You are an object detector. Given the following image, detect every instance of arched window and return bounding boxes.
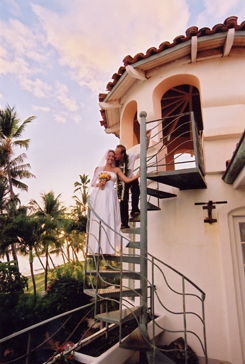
[160,84,203,171]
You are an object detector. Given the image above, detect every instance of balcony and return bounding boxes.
[146,112,207,190]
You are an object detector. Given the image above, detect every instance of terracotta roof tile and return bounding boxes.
[99,93,107,102]
[186,26,198,37]
[99,16,245,124]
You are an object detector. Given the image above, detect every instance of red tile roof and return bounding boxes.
[99,16,245,128]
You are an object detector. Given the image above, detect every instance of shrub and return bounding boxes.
[0,261,28,293]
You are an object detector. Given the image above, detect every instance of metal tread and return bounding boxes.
[105,255,140,264]
[146,348,177,364]
[121,227,141,234]
[84,287,142,298]
[147,187,177,199]
[85,270,141,279]
[126,241,140,248]
[120,324,152,351]
[147,169,207,190]
[95,306,142,324]
[147,202,161,211]
[86,254,140,264]
[129,214,141,222]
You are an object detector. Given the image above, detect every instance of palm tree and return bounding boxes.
[0,105,35,265]
[73,174,90,216]
[0,105,35,204]
[3,212,52,303]
[59,216,86,262]
[29,191,66,290]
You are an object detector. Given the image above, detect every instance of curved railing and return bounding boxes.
[85,195,208,363]
[0,300,110,364]
[145,111,205,176]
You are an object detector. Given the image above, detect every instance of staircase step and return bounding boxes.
[84,287,142,299]
[147,202,161,211]
[104,255,140,264]
[86,270,141,279]
[146,348,176,364]
[121,227,141,234]
[95,306,142,324]
[86,254,140,264]
[147,188,177,199]
[126,241,140,249]
[147,169,207,190]
[120,324,152,351]
[129,214,141,222]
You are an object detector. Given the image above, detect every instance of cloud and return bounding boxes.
[0,18,47,63]
[18,76,52,98]
[54,113,67,124]
[53,111,82,124]
[1,0,21,17]
[0,16,53,97]
[55,82,79,112]
[32,0,190,93]
[32,105,50,112]
[196,0,244,27]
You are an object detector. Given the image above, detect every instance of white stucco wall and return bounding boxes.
[119,54,245,363]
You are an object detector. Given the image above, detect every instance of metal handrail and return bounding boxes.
[145,113,204,175]
[85,192,208,362]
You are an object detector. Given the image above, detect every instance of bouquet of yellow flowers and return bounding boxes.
[98,172,111,189]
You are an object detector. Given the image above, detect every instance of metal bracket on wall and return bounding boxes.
[194,200,227,224]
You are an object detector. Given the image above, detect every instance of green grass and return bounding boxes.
[26,272,45,295]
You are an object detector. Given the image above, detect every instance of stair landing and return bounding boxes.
[147,168,206,190]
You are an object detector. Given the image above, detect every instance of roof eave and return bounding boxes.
[222,130,245,184]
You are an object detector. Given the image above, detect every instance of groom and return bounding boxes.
[114,131,151,229]
[114,145,140,229]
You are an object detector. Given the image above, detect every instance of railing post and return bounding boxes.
[191,111,205,175]
[202,294,208,364]
[140,111,148,326]
[182,277,187,364]
[25,331,32,364]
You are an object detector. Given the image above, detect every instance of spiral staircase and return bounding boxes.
[83,112,208,364]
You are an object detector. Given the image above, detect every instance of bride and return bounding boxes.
[87,149,140,255]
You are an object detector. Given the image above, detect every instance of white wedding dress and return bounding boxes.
[88,169,128,255]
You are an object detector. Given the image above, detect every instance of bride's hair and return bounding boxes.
[108,149,115,155]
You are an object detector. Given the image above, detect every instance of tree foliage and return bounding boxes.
[0,260,28,293]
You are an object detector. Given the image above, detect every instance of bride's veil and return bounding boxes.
[90,149,115,188]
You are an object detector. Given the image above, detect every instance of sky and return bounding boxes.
[0,0,245,210]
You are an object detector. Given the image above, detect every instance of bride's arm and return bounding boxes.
[115,167,140,183]
[91,167,105,188]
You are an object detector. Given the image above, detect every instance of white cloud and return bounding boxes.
[54,113,67,124]
[0,16,52,97]
[55,82,79,112]
[196,0,243,27]
[32,105,50,112]
[53,110,82,124]
[2,0,21,17]
[18,76,52,98]
[73,114,82,124]
[32,0,190,93]
[0,18,47,63]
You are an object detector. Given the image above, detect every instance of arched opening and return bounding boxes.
[174,152,195,170]
[160,84,203,171]
[149,77,206,189]
[120,101,139,149]
[133,112,140,145]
